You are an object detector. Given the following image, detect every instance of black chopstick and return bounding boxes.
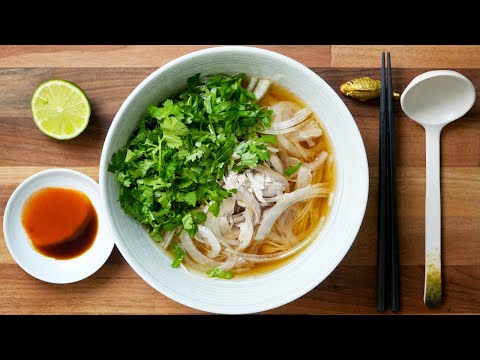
[386,53,400,312]
[377,52,388,312]
[377,52,400,312]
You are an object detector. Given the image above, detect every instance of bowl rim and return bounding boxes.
[99,45,369,314]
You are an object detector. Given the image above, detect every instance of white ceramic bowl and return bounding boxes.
[3,168,114,284]
[99,46,369,314]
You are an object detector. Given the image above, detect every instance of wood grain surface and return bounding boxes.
[0,45,479,314]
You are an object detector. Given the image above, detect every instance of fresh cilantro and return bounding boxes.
[108,73,272,238]
[182,213,195,235]
[207,267,233,279]
[170,242,185,268]
[160,117,189,149]
[240,152,258,169]
[258,135,277,144]
[208,201,221,217]
[284,162,303,176]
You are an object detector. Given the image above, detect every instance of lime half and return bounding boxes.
[31,80,91,140]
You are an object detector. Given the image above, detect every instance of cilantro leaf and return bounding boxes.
[186,149,204,162]
[209,201,221,217]
[240,152,258,169]
[161,117,189,149]
[207,267,233,279]
[170,242,185,268]
[258,135,277,144]
[182,191,197,207]
[182,213,196,236]
[125,149,136,163]
[284,162,303,176]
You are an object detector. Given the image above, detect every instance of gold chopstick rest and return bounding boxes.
[340,77,400,102]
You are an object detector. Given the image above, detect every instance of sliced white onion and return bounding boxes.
[236,208,254,251]
[247,76,258,91]
[277,134,308,159]
[197,225,222,258]
[162,229,176,249]
[179,230,222,267]
[182,255,210,272]
[226,237,313,263]
[218,216,232,235]
[253,79,271,101]
[287,121,323,143]
[304,151,328,172]
[295,166,313,190]
[218,255,238,272]
[284,156,302,168]
[269,101,302,123]
[260,109,312,134]
[255,184,330,240]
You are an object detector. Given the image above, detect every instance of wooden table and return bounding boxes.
[0,46,479,314]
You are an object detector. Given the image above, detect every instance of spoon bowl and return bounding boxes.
[400,70,476,307]
[401,70,476,127]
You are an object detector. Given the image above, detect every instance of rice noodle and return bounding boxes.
[255,184,330,240]
[267,232,290,246]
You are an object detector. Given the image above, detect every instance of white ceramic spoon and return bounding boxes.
[400,70,476,307]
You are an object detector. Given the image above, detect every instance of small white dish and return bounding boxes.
[3,168,114,284]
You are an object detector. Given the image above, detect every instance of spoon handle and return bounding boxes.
[424,126,442,307]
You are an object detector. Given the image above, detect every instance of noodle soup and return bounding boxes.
[109,74,335,279]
